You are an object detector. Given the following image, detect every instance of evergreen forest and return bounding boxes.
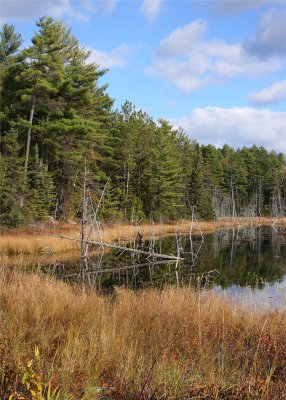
[1,17,286,227]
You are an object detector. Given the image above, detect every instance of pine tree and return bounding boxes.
[14,17,77,176]
[147,120,184,219]
[0,23,23,138]
[186,143,209,218]
[8,17,113,219]
[0,129,27,226]
[27,144,55,221]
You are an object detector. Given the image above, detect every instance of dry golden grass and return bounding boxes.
[0,222,79,257]
[97,216,285,243]
[0,234,80,256]
[1,266,286,399]
[1,217,284,261]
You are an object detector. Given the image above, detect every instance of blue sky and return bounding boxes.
[2,0,286,154]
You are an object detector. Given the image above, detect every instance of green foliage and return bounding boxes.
[0,23,22,63]
[26,145,55,221]
[0,129,27,226]
[147,120,185,219]
[99,181,123,222]
[0,18,285,226]
[8,346,62,400]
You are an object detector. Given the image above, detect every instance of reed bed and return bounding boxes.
[1,266,286,399]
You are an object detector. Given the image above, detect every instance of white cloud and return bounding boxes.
[157,19,207,57]
[246,8,286,58]
[213,0,286,14]
[171,107,286,154]
[250,79,286,105]
[0,0,117,22]
[140,0,163,22]
[95,0,117,16]
[87,44,132,68]
[146,20,283,93]
[0,0,85,22]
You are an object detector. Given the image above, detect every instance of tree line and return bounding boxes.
[1,17,285,227]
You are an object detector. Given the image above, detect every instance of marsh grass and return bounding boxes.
[1,265,286,399]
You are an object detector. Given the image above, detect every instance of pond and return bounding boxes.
[41,225,286,310]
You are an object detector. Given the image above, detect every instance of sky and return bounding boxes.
[1,0,286,154]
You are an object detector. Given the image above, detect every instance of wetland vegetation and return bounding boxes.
[1,220,286,399]
[1,264,286,400]
[1,16,286,400]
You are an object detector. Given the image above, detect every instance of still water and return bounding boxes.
[44,226,286,310]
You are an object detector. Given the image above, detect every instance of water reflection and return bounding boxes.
[40,226,286,297]
[198,226,286,289]
[213,275,286,311]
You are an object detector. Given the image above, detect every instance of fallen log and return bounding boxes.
[52,234,184,261]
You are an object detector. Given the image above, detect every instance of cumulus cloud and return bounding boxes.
[246,8,286,58]
[146,20,283,93]
[0,0,117,22]
[87,44,132,68]
[140,0,163,22]
[249,79,286,105]
[157,19,207,57]
[171,107,286,154]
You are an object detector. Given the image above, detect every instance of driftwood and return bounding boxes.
[53,234,184,261]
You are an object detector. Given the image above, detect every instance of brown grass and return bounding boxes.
[1,266,286,399]
[1,217,284,261]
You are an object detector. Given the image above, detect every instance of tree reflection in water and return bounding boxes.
[39,226,286,307]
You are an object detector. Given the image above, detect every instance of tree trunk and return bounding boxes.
[24,98,36,177]
[40,113,50,168]
[124,155,130,220]
[230,171,236,218]
[20,99,36,207]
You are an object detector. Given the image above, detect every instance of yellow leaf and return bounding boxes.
[21,372,28,383]
[35,346,40,358]
[30,389,37,398]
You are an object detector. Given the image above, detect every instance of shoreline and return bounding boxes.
[0,217,285,261]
